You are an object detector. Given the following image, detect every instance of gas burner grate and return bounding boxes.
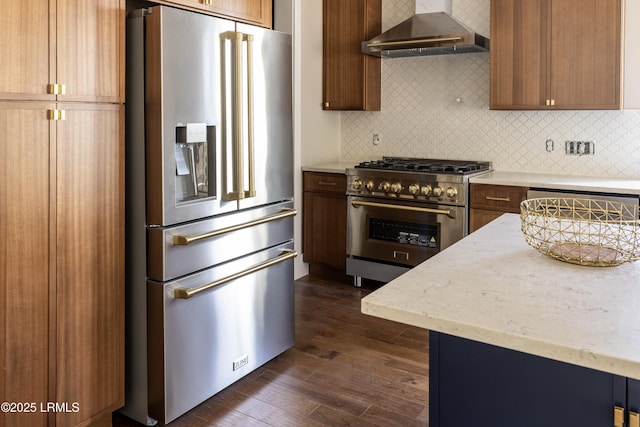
[355,158,491,175]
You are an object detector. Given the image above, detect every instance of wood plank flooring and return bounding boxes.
[113,275,429,426]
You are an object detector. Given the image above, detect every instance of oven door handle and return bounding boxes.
[351,200,456,218]
[173,249,298,299]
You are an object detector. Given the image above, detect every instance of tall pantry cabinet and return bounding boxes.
[0,1,125,427]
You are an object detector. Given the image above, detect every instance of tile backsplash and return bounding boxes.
[341,0,640,178]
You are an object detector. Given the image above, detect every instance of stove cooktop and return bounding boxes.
[354,157,491,175]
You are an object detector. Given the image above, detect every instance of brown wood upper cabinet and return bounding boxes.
[323,0,381,111]
[490,0,622,110]
[0,0,125,103]
[160,0,272,28]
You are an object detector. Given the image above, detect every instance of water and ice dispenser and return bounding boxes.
[175,123,215,203]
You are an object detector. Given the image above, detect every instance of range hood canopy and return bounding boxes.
[362,0,489,58]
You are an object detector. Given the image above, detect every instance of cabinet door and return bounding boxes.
[0,0,54,100]
[209,0,272,27]
[55,104,124,426]
[430,331,627,427]
[323,0,381,111]
[303,191,347,270]
[161,0,272,27]
[0,102,52,427]
[550,0,622,109]
[628,379,640,427]
[490,0,549,109]
[57,0,125,102]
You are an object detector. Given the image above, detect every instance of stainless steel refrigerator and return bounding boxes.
[123,6,295,425]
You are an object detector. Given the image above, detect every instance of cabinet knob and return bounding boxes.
[324,102,330,108]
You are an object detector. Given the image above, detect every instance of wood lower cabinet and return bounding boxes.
[470,184,528,232]
[0,102,52,427]
[303,172,349,280]
[430,331,635,427]
[55,104,124,426]
[323,0,381,111]
[0,103,124,427]
[490,0,622,110]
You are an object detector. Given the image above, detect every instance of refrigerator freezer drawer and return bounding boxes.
[147,241,295,425]
[148,200,295,281]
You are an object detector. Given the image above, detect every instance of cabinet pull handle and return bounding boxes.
[173,249,297,299]
[485,196,510,202]
[47,84,65,95]
[173,208,297,245]
[631,411,640,427]
[46,110,65,121]
[614,406,625,427]
[318,181,337,186]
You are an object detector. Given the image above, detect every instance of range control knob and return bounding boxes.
[432,186,444,197]
[408,184,420,195]
[420,185,432,196]
[390,182,402,193]
[446,187,458,199]
[364,181,374,191]
[379,181,390,192]
[351,179,362,190]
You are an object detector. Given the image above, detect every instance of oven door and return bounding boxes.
[347,196,466,268]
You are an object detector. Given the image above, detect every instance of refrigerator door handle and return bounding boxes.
[221,31,256,201]
[173,249,298,299]
[172,208,297,245]
[244,32,256,198]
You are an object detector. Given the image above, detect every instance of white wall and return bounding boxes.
[625,0,640,109]
[339,0,640,178]
[300,0,341,166]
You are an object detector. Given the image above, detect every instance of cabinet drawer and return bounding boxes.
[470,184,528,212]
[303,172,347,194]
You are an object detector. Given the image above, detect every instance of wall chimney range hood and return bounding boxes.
[362,0,489,58]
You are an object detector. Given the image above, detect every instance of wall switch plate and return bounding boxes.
[565,141,595,156]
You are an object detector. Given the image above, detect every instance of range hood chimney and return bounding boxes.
[362,0,489,58]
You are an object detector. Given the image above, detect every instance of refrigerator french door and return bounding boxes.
[123,6,295,425]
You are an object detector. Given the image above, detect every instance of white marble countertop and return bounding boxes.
[301,162,354,174]
[361,213,640,380]
[470,171,640,196]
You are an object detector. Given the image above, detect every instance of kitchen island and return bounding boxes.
[361,213,640,426]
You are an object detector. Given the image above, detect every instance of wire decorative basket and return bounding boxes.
[520,198,640,267]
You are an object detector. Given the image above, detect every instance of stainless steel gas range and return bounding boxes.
[346,157,491,286]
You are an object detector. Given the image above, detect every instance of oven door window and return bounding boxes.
[369,218,438,248]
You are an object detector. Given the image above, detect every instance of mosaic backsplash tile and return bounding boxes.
[341,0,640,178]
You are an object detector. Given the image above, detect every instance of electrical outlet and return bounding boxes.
[372,133,380,146]
[565,141,595,156]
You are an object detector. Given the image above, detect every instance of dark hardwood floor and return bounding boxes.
[113,275,429,426]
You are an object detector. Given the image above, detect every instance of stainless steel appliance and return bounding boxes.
[123,6,295,425]
[346,157,490,286]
